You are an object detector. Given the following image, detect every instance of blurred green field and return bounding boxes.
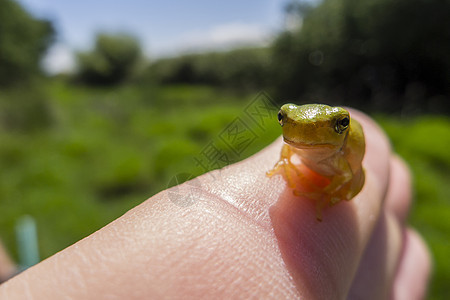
[0,82,281,257]
[0,83,449,298]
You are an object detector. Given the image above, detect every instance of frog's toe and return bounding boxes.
[329,196,342,205]
[343,190,357,201]
[293,190,303,197]
[265,169,276,177]
[266,163,282,177]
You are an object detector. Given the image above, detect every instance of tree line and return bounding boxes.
[0,0,449,114]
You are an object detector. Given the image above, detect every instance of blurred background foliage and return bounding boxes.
[143,47,271,90]
[0,0,449,298]
[76,33,143,86]
[271,0,450,114]
[0,0,54,87]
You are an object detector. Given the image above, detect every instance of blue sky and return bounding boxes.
[17,0,292,73]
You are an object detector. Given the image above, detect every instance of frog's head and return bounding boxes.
[277,103,350,149]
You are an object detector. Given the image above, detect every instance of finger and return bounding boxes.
[347,211,403,299]
[1,140,304,299]
[390,229,432,300]
[0,240,16,283]
[1,186,300,299]
[348,154,416,299]
[385,155,412,223]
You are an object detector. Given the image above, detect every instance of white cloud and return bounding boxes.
[41,43,76,75]
[43,23,274,71]
[151,22,274,57]
[194,22,271,45]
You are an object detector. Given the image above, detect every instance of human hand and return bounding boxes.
[0,240,17,284]
[0,110,431,299]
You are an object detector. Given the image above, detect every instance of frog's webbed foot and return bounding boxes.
[266,145,301,188]
[323,184,347,206]
[266,159,299,188]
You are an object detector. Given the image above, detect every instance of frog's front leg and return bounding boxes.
[266,144,301,188]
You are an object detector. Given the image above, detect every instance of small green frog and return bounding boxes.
[267,104,365,220]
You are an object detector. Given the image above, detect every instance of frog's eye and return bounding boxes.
[335,116,350,134]
[277,110,284,126]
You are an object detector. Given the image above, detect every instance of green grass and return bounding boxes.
[0,82,449,298]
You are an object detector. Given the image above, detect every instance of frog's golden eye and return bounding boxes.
[335,116,350,134]
[277,110,285,126]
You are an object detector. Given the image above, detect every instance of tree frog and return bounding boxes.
[267,104,365,220]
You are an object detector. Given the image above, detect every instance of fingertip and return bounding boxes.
[269,189,360,300]
[391,228,432,300]
[347,211,403,300]
[385,155,412,222]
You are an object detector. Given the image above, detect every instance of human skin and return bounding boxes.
[0,110,431,299]
[0,240,16,284]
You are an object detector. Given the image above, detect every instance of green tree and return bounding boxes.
[0,0,54,86]
[272,0,450,113]
[76,33,142,85]
[146,47,270,90]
